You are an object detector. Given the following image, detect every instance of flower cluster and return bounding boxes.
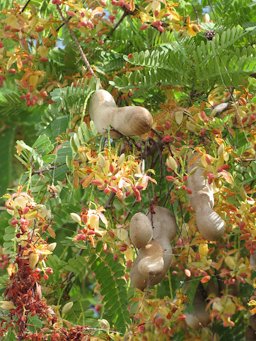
[1,190,56,339]
[26,325,94,340]
[74,149,156,201]
[0,190,104,341]
[71,206,108,247]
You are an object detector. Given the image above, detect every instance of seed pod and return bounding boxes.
[111,105,153,136]
[148,206,177,242]
[187,153,225,240]
[185,314,201,328]
[250,252,256,270]
[187,160,214,210]
[130,240,164,290]
[137,241,164,277]
[129,212,153,249]
[249,315,256,331]
[195,203,225,240]
[147,206,177,280]
[245,326,256,340]
[89,89,153,137]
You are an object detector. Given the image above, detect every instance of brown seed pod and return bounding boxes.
[89,89,153,136]
[130,240,164,291]
[129,212,153,249]
[148,206,177,241]
[130,207,177,290]
[147,245,172,286]
[147,206,177,278]
[187,154,225,240]
[195,203,226,240]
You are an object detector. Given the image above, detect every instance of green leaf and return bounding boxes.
[33,134,54,155]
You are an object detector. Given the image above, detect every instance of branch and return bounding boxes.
[49,17,72,39]
[32,165,56,175]
[56,4,95,77]
[20,0,31,13]
[151,128,174,157]
[106,12,128,39]
[111,127,142,151]
[151,128,162,139]
[104,192,116,209]
[106,3,137,40]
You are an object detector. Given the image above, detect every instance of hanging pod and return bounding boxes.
[187,153,225,240]
[89,89,153,136]
[129,206,177,290]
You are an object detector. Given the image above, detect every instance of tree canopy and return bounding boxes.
[0,0,256,340]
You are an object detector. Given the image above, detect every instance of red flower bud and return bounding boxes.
[162,135,172,143]
[140,24,148,30]
[166,175,175,182]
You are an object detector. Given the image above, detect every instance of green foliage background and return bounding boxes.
[0,0,256,340]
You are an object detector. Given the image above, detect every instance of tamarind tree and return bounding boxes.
[0,0,256,340]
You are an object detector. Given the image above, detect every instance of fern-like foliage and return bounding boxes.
[0,85,44,127]
[88,242,130,333]
[111,27,256,93]
[0,91,27,119]
[44,44,81,80]
[70,121,98,155]
[38,79,97,140]
[206,0,256,28]
[0,0,14,10]
[111,18,175,52]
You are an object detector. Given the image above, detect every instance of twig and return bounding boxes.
[151,128,174,157]
[32,166,56,175]
[106,12,128,39]
[106,3,137,39]
[162,185,174,207]
[104,192,116,209]
[20,0,31,13]
[56,4,95,77]
[111,127,142,151]
[49,17,72,39]
[151,128,162,140]
[241,158,256,162]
